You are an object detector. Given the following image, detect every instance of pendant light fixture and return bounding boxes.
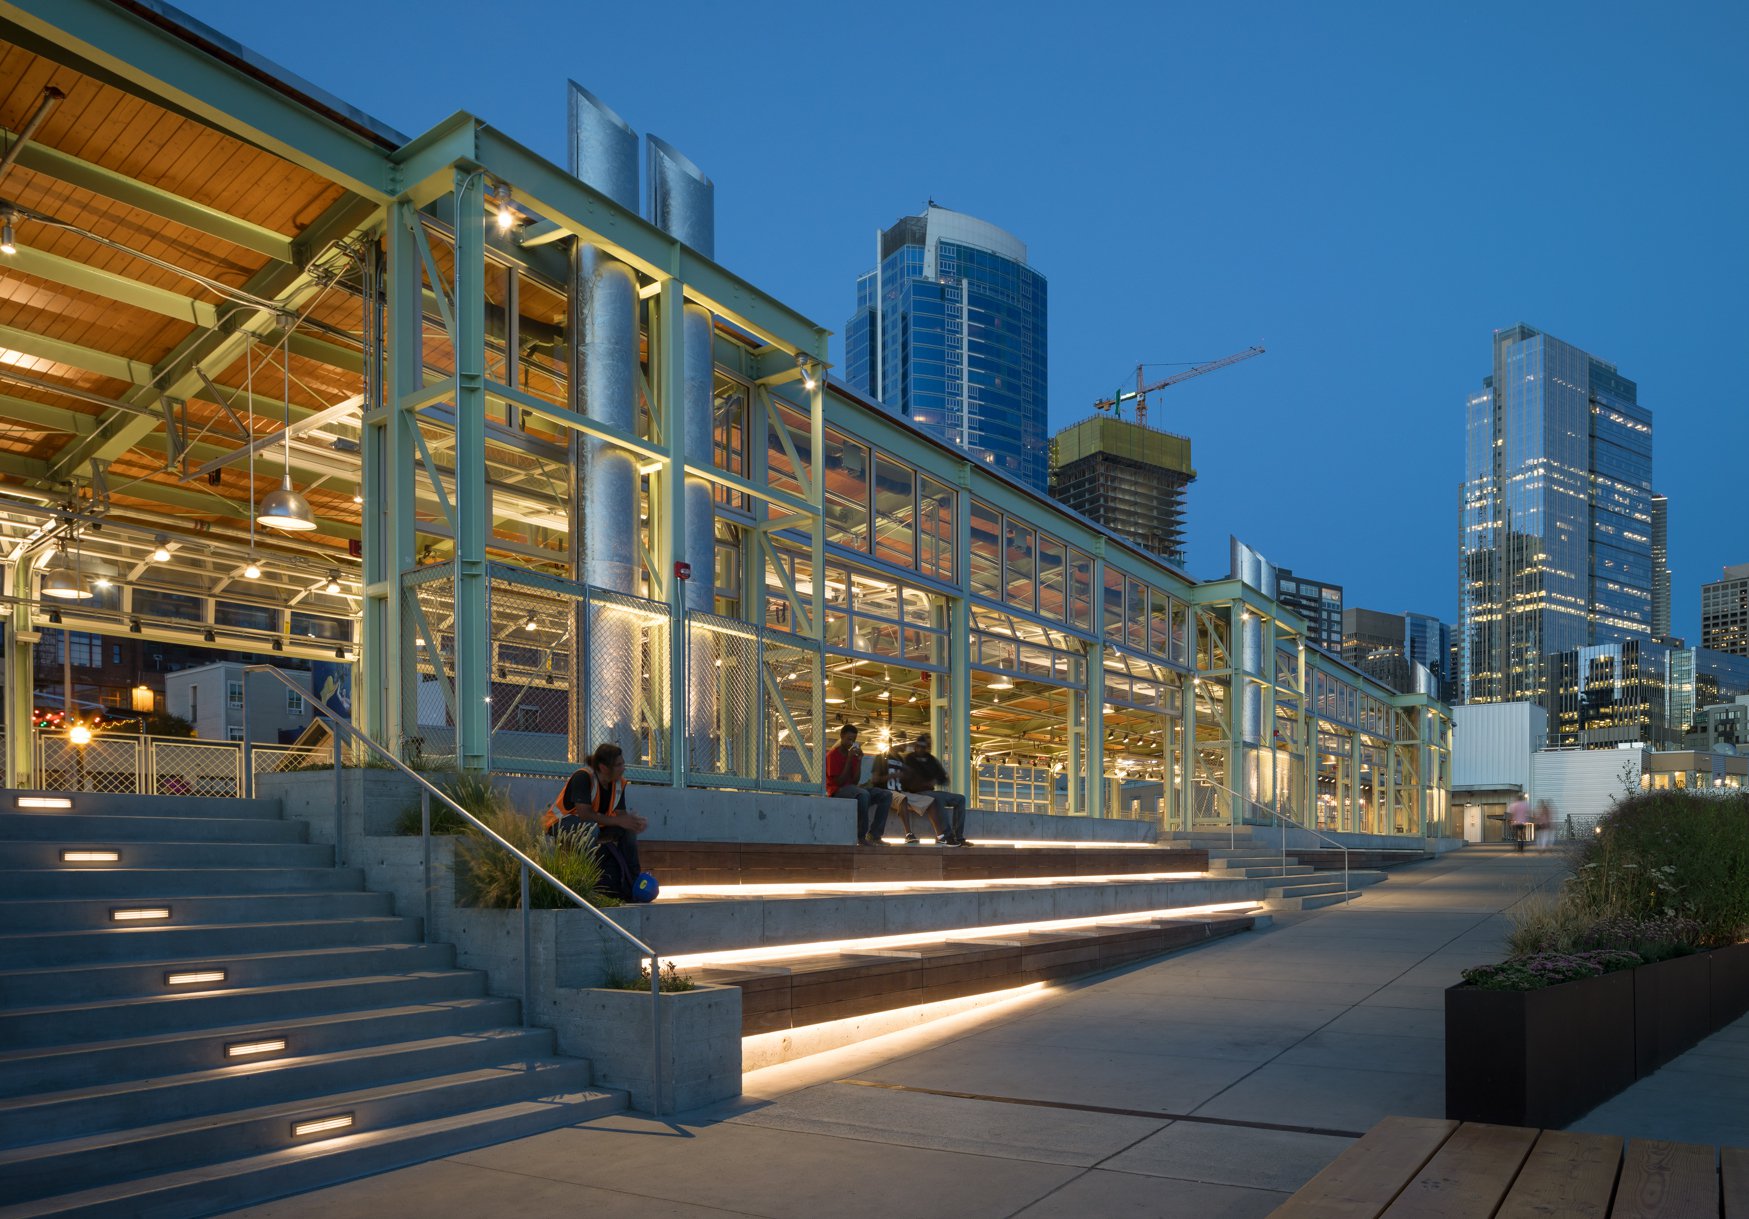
[257,330,315,532]
[42,542,89,600]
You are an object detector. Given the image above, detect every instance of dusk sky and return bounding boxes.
[178,0,1749,640]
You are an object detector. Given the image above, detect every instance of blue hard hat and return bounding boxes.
[633,872,660,903]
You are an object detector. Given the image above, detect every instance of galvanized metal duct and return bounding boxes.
[645,136,714,259]
[567,90,644,758]
[683,302,717,753]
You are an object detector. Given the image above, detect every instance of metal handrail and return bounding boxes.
[239,665,667,1116]
[1192,774,1353,905]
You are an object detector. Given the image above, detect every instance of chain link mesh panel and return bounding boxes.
[37,733,142,793]
[763,636,820,789]
[488,575,580,774]
[402,564,458,771]
[585,586,670,780]
[148,739,242,798]
[685,611,760,786]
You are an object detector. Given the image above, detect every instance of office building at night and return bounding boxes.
[1702,564,1749,657]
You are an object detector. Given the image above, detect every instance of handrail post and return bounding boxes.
[650,954,664,1120]
[421,788,433,944]
[520,863,532,1029]
[331,722,344,867]
[241,694,252,798]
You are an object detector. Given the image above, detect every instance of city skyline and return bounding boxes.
[170,0,1749,644]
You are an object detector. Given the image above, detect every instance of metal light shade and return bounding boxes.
[42,566,90,600]
[257,476,317,532]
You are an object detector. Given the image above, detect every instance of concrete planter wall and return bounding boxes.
[558,985,742,1114]
[1447,945,1749,1128]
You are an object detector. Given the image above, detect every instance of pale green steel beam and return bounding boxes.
[0,322,154,386]
[0,127,295,262]
[0,0,394,200]
[0,393,93,435]
[451,170,490,773]
[948,461,972,798]
[391,117,827,358]
[4,247,220,328]
[4,559,37,786]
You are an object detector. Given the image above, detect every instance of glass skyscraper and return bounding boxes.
[844,205,1049,489]
[1458,324,1654,708]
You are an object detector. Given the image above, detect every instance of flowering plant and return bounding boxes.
[1461,949,1643,992]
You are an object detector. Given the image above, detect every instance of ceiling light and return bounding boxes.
[352,492,363,505]
[523,614,538,632]
[203,629,216,643]
[258,476,317,532]
[324,570,341,595]
[0,213,15,257]
[795,352,817,391]
[495,183,516,232]
[989,676,1015,691]
[42,567,89,601]
[151,535,171,562]
[244,559,261,580]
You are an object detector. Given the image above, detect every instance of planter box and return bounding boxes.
[1634,953,1712,1076]
[555,984,742,1114]
[1710,942,1749,1033]
[1446,969,1634,1129]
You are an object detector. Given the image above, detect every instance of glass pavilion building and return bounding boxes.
[844,205,1049,491]
[0,4,1450,839]
[1458,324,1654,708]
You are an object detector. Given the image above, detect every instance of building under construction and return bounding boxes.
[1049,416,1195,567]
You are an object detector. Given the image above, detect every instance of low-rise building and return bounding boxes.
[163,663,314,743]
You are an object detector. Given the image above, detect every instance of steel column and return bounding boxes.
[656,279,687,787]
[362,221,415,748]
[946,464,971,797]
[3,560,35,787]
[452,171,491,772]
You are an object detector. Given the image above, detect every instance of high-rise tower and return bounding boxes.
[1651,493,1671,641]
[1457,324,1654,707]
[845,204,1048,489]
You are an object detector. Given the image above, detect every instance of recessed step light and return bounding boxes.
[111,907,170,922]
[292,1113,354,1138]
[17,796,72,810]
[165,969,227,987]
[226,1038,287,1058]
[61,849,120,863]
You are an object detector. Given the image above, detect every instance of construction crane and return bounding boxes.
[1094,345,1265,427]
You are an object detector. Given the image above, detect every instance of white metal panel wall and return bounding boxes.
[1453,702,1548,790]
[1530,748,1641,823]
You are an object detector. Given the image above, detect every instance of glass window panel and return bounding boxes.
[822,428,869,550]
[872,454,916,570]
[1069,548,1095,632]
[215,600,279,633]
[767,400,810,500]
[901,586,934,626]
[1004,521,1036,613]
[918,476,955,583]
[970,500,1001,600]
[133,588,200,621]
[1127,578,1148,651]
[1037,534,1066,622]
[1102,567,1125,640]
[1170,598,1189,665]
[1149,588,1169,658]
[712,373,750,512]
[289,611,350,641]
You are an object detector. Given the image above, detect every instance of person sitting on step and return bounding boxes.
[825,724,893,847]
[542,742,647,900]
[900,732,971,847]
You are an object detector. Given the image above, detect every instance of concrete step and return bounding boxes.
[0,970,486,1050]
[0,812,307,845]
[0,865,359,900]
[0,941,452,1008]
[1,791,284,821]
[0,1059,600,1204]
[1203,847,1282,862]
[0,889,395,933]
[0,1026,556,1146]
[1265,890,1362,912]
[1265,880,1350,900]
[0,915,424,971]
[0,1092,624,1219]
[1206,864,1317,879]
[0,996,522,1100]
[0,839,333,870]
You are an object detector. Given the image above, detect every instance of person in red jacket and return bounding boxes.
[825,724,892,846]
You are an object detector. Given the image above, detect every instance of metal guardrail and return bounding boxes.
[1195,775,1354,904]
[238,665,669,1117]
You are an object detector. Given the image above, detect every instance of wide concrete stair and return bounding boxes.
[1157,829,1393,911]
[0,789,621,1219]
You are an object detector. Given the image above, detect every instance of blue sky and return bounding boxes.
[178,0,1749,641]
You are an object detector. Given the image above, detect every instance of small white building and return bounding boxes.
[164,662,314,744]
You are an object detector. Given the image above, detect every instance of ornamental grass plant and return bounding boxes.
[456,805,619,910]
[1475,790,1748,991]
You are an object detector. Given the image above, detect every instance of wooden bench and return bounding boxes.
[1271,1115,1749,1218]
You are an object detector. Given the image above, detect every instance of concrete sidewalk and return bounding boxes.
[231,846,1567,1219]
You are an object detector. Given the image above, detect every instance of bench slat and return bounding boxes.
[1610,1139,1718,1219]
[1269,1116,1458,1219]
[1718,1146,1749,1219]
[1382,1122,1538,1218]
[1497,1130,1623,1219]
